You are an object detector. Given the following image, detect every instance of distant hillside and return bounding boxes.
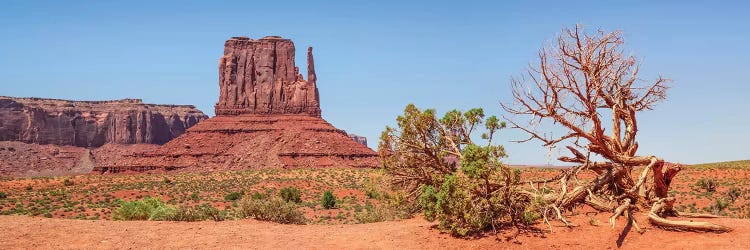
[690,160,750,169]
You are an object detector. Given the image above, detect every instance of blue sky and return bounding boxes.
[1,1,748,164]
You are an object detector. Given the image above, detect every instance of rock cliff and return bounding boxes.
[215,36,321,117]
[101,36,377,173]
[0,96,208,147]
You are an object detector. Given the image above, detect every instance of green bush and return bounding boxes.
[196,204,225,221]
[321,191,336,209]
[0,191,7,199]
[251,191,266,200]
[165,204,224,222]
[522,209,541,225]
[225,191,243,201]
[236,199,306,224]
[279,187,301,203]
[63,178,74,186]
[708,197,730,215]
[727,187,743,202]
[695,178,717,193]
[113,197,174,221]
[365,189,380,199]
[190,192,200,201]
[418,144,530,237]
[353,200,408,224]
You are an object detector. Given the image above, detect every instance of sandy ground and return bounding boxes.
[1,214,748,249]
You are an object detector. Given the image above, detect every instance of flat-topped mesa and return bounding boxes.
[215,36,321,117]
[0,96,208,147]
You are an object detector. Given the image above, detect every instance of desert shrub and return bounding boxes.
[165,206,203,221]
[251,191,266,200]
[113,197,174,221]
[522,209,541,226]
[365,189,380,199]
[707,197,730,215]
[162,177,172,185]
[197,204,225,221]
[354,193,412,223]
[418,145,529,237]
[381,106,530,237]
[236,199,306,224]
[279,187,301,203]
[0,191,7,199]
[695,178,717,193]
[63,178,74,186]
[321,191,336,209]
[225,191,243,201]
[25,185,32,191]
[190,192,200,201]
[727,187,743,202]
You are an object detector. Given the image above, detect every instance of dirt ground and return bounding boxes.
[0,213,747,249]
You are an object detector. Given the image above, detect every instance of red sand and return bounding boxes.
[0,213,747,249]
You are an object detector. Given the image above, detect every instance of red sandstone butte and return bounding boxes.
[0,97,208,147]
[215,36,321,117]
[100,36,377,173]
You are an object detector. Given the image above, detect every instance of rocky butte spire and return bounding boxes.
[101,36,377,173]
[215,36,321,117]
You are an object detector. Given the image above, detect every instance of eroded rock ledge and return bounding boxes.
[0,96,208,147]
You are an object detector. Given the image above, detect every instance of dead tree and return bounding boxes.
[501,25,731,233]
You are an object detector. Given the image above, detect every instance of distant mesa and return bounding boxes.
[348,134,368,147]
[99,36,378,173]
[0,96,208,147]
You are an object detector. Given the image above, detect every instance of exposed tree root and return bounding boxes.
[648,198,732,233]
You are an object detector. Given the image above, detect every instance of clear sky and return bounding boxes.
[1,1,748,164]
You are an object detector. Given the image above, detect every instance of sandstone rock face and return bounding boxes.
[215,36,321,117]
[0,97,208,147]
[101,36,378,173]
[0,141,88,176]
[100,115,378,172]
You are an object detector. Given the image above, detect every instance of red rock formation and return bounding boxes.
[0,141,88,176]
[215,36,321,117]
[0,97,208,147]
[100,115,377,173]
[101,36,377,173]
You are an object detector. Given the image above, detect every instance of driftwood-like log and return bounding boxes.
[648,198,732,233]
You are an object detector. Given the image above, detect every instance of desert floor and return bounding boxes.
[1,213,748,249]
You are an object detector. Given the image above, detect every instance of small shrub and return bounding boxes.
[709,197,730,215]
[197,204,225,221]
[44,212,52,218]
[727,187,743,202]
[695,178,717,193]
[190,192,200,202]
[113,197,174,221]
[236,199,306,224]
[279,187,301,203]
[63,178,74,186]
[162,177,172,185]
[0,192,7,199]
[321,191,336,209]
[251,192,266,200]
[522,209,540,226]
[25,186,32,191]
[365,189,380,199]
[165,206,202,221]
[225,191,243,201]
[354,201,405,224]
